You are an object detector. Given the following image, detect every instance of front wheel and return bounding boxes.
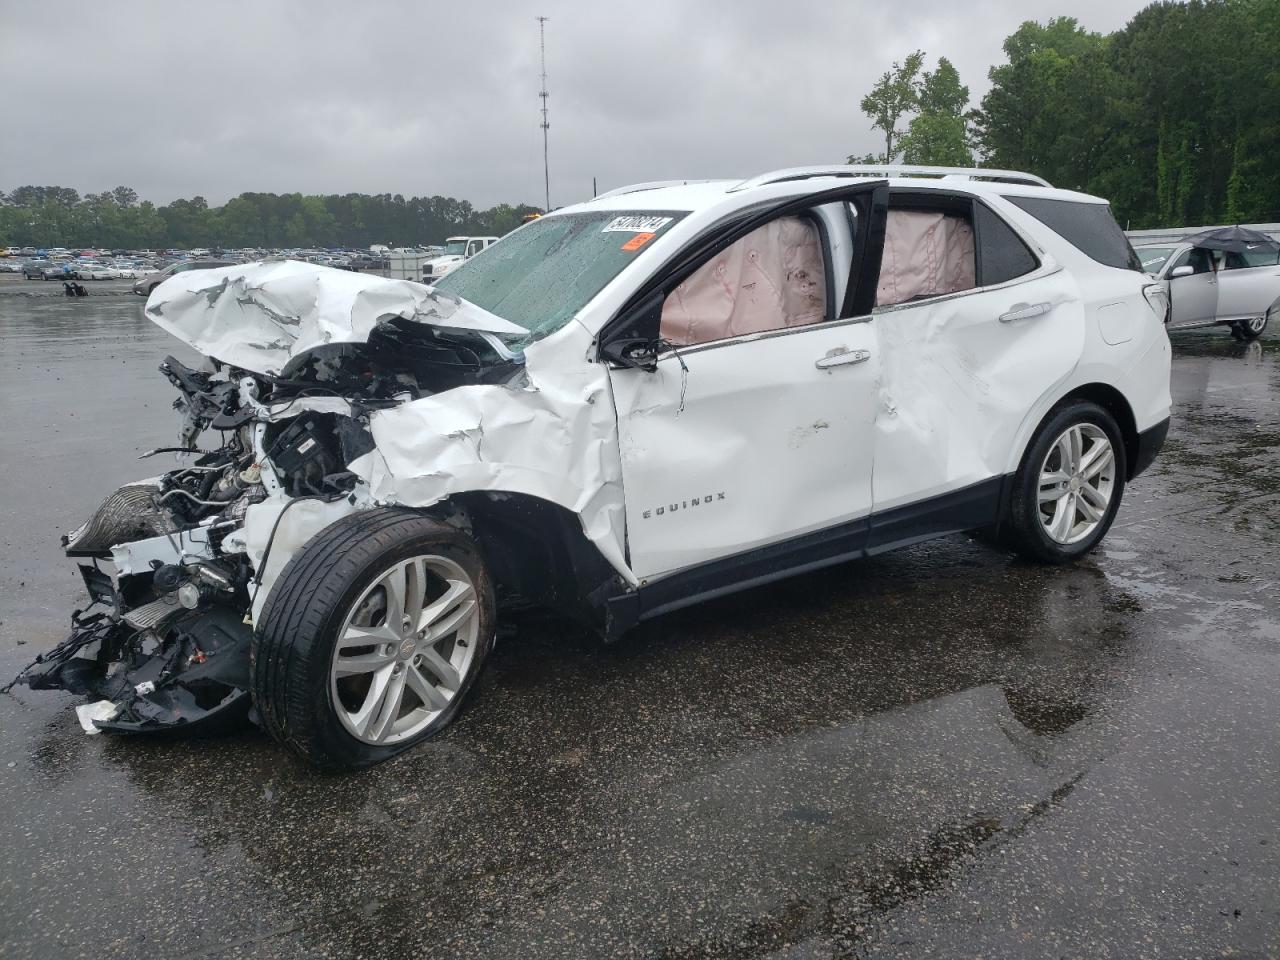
[1002,400,1127,564]
[252,509,496,770]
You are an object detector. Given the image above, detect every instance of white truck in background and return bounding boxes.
[384,247,439,281]
[421,236,498,283]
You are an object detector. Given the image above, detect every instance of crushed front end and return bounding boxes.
[9,297,524,735]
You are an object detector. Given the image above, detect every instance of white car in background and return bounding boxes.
[75,262,120,281]
[16,164,1172,769]
[1135,235,1279,339]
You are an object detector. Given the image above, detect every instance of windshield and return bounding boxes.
[1136,246,1175,272]
[443,240,468,256]
[431,211,687,340]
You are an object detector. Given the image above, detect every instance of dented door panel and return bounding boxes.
[870,270,1084,513]
[610,321,879,581]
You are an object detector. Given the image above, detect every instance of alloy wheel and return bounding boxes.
[330,554,480,745]
[1037,423,1117,545]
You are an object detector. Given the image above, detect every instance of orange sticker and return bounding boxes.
[621,232,656,252]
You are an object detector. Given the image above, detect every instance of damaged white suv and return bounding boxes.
[14,165,1172,769]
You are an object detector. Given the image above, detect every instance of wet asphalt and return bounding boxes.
[0,275,1277,959]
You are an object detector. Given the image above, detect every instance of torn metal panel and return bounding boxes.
[144,259,528,376]
[237,494,366,622]
[111,526,217,576]
[351,327,633,584]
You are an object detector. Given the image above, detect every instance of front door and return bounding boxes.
[605,187,886,581]
[1166,247,1218,327]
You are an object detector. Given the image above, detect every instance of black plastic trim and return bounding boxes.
[1131,417,1170,479]
[604,474,1009,636]
[866,476,1005,555]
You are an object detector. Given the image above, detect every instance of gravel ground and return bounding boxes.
[0,292,1276,959]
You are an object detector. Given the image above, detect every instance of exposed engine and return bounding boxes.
[7,318,523,733]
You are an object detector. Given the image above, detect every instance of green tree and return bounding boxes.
[898,57,972,165]
[855,50,925,163]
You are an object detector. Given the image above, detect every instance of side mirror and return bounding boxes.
[600,337,660,373]
[598,289,666,372]
[1170,265,1195,278]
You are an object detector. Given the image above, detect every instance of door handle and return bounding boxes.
[815,347,871,369]
[999,302,1052,323]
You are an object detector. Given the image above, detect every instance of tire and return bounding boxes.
[1003,400,1127,564]
[1233,316,1268,340]
[252,508,496,770]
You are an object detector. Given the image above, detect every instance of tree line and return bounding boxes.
[0,186,543,250]
[853,0,1280,228]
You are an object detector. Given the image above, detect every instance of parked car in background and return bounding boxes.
[22,260,51,279]
[41,263,76,281]
[76,263,120,281]
[133,259,235,296]
[1135,232,1280,339]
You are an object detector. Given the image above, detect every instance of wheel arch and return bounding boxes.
[1056,382,1139,478]
[1014,381,1139,481]
[441,491,627,634]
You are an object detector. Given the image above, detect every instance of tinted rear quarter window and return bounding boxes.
[974,203,1039,285]
[1005,196,1142,271]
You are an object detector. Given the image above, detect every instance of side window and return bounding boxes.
[1171,248,1213,275]
[974,203,1038,285]
[1004,196,1142,272]
[1222,247,1279,269]
[876,206,976,307]
[659,215,828,347]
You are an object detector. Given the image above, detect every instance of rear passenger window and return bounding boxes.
[876,207,975,307]
[974,203,1038,285]
[1005,196,1142,272]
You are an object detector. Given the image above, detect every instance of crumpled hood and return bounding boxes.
[144,259,526,375]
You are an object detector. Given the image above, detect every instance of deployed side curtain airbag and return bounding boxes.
[876,210,976,307]
[660,216,826,346]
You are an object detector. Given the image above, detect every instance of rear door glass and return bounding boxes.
[974,203,1038,285]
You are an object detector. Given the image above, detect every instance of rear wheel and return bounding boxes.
[1233,315,1268,340]
[252,509,495,770]
[1003,401,1127,564]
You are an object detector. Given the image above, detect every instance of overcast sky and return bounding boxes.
[2,0,1154,210]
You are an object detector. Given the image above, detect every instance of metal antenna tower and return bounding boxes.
[537,16,550,212]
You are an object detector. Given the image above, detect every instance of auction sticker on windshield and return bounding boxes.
[602,215,674,233]
[621,233,656,251]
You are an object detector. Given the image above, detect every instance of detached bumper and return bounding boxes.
[1132,417,1170,479]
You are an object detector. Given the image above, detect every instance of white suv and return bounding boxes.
[19,165,1171,769]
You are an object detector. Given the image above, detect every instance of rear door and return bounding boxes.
[1165,247,1218,327]
[868,193,1081,541]
[1214,247,1280,321]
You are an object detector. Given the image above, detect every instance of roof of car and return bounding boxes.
[558,170,1107,216]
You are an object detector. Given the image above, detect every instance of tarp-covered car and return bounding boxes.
[12,165,1173,769]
